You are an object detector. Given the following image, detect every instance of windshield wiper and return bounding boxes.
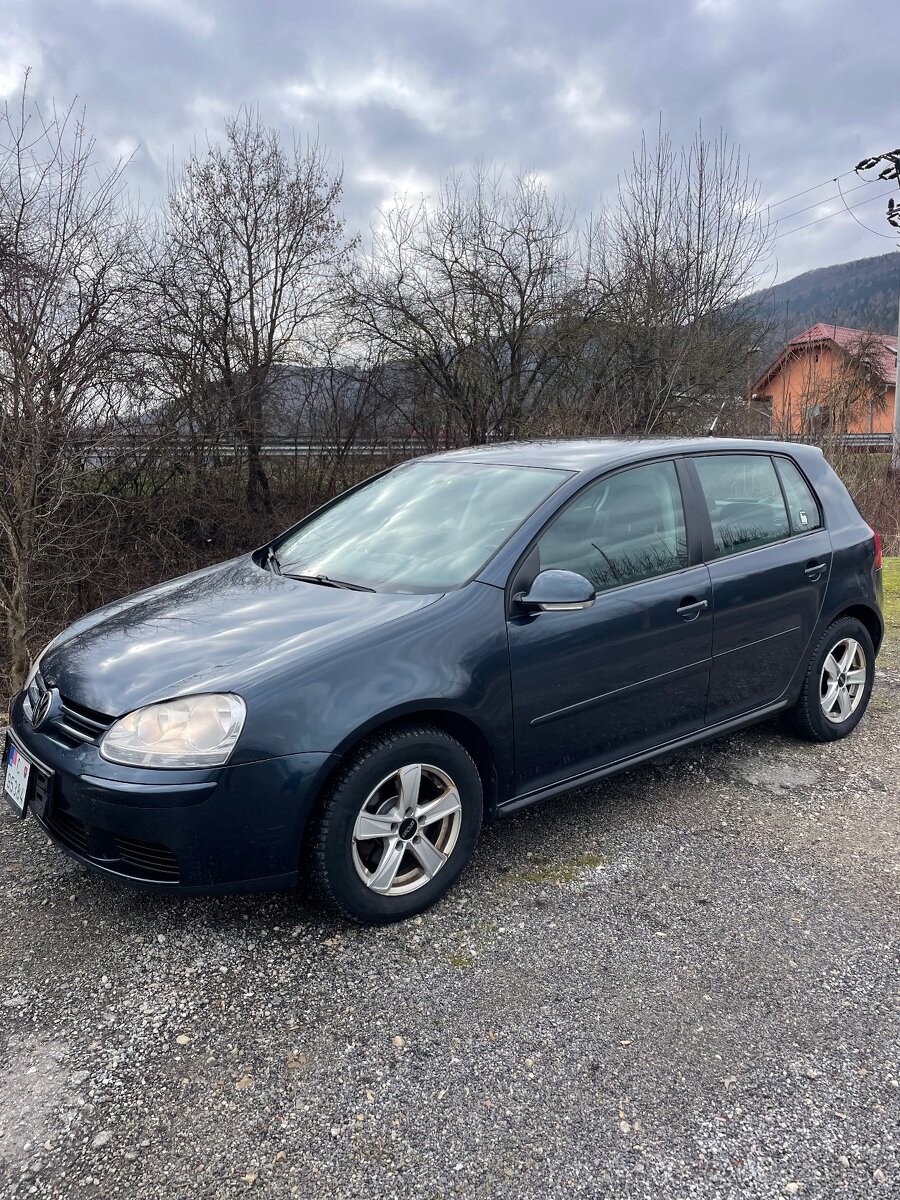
[265,546,282,575]
[283,571,375,593]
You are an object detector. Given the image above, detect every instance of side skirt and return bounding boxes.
[498,697,792,816]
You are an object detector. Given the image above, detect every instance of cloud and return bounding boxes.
[554,69,633,138]
[0,18,43,97]
[92,0,215,39]
[8,0,900,282]
[280,61,481,138]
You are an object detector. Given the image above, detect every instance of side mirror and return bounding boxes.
[514,569,596,613]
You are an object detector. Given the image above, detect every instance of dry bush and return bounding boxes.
[824,451,900,555]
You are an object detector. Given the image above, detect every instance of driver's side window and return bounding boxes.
[537,460,689,593]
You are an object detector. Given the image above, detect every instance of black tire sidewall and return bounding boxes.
[313,727,483,923]
[800,617,875,741]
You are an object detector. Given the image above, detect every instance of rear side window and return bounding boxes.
[693,454,790,558]
[775,458,822,533]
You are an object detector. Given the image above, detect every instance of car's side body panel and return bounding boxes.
[676,447,837,723]
[805,451,883,645]
[499,442,881,807]
[273,580,520,805]
[700,527,833,721]
[506,565,714,793]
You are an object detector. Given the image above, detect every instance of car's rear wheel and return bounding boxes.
[308,725,483,923]
[785,616,875,742]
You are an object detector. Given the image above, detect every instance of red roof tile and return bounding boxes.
[788,323,897,386]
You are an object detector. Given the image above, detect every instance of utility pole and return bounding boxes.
[854,151,900,468]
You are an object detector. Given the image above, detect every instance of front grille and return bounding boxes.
[45,807,88,855]
[55,698,111,745]
[29,671,113,747]
[113,835,180,882]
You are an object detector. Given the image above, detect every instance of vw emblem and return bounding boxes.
[31,688,55,729]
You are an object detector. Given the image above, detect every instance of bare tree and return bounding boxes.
[0,79,138,689]
[594,124,771,435]
[150,109,353,512]
[350,167,605,446]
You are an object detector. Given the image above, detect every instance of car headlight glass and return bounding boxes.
[99,694,246,769]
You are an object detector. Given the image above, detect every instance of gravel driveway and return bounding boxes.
[1,660,897,1198]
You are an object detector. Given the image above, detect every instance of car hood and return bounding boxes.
[40,556,441,717]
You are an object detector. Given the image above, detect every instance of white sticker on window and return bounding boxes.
[799,511,809,526]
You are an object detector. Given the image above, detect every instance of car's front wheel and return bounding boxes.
[785,616,875,742]
[308,724,483,923]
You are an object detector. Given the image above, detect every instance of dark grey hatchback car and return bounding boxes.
[4,438,883,922]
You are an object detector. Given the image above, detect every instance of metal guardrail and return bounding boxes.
[836,433,893,449]
[73,437,428,465]
[73,431,896,463]
[763,433,893,450]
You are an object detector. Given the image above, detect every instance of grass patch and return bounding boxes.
[506,852,609,887]
[880,556,900,667]
[881,556,900,630]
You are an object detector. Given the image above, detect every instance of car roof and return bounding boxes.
[420,437,816,474]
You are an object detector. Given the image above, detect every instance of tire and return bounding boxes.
[308,724,483,924]
[784,616,875,743]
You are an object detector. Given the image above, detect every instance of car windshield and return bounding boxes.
[275,460,568,593]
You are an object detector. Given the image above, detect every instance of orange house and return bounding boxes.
[750,323,897,436]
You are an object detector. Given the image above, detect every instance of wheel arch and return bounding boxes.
[836,602,883,655]
[311,707,504,828]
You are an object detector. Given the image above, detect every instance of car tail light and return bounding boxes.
[871,529,883,571]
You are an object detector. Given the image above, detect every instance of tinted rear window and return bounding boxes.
[775,457,822,534]
[693,454,790,557]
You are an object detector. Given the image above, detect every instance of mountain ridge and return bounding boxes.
[750,251,900,339]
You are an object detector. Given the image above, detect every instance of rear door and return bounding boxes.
[507,458,713,795]
[684,452,832,724]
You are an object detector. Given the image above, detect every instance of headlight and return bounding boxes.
[99,693,246,769]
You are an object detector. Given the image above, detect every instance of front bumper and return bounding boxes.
[6,691,336,893]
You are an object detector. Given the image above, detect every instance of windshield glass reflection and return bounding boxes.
[277,461,567,593]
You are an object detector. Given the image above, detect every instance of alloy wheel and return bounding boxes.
[819,637,867,724]
[351,763,462,895]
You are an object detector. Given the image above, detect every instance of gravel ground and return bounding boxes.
[0,664,898,1198]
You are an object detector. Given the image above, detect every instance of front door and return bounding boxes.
[507,459,713,797]
[686,452,833,723]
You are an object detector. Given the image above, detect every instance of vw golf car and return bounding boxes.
[3,439,883,923]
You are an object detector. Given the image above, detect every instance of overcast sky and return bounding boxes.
[5,0,899,285]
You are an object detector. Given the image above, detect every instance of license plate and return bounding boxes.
[3,738,32,818]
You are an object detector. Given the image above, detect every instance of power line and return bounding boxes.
[764,169,856,211]
[772,177,875,226]
[773,187,897,240]
[835,175,900,241]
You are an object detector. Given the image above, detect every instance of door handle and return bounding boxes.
[676,598,709,620]
[804,561,827,580]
